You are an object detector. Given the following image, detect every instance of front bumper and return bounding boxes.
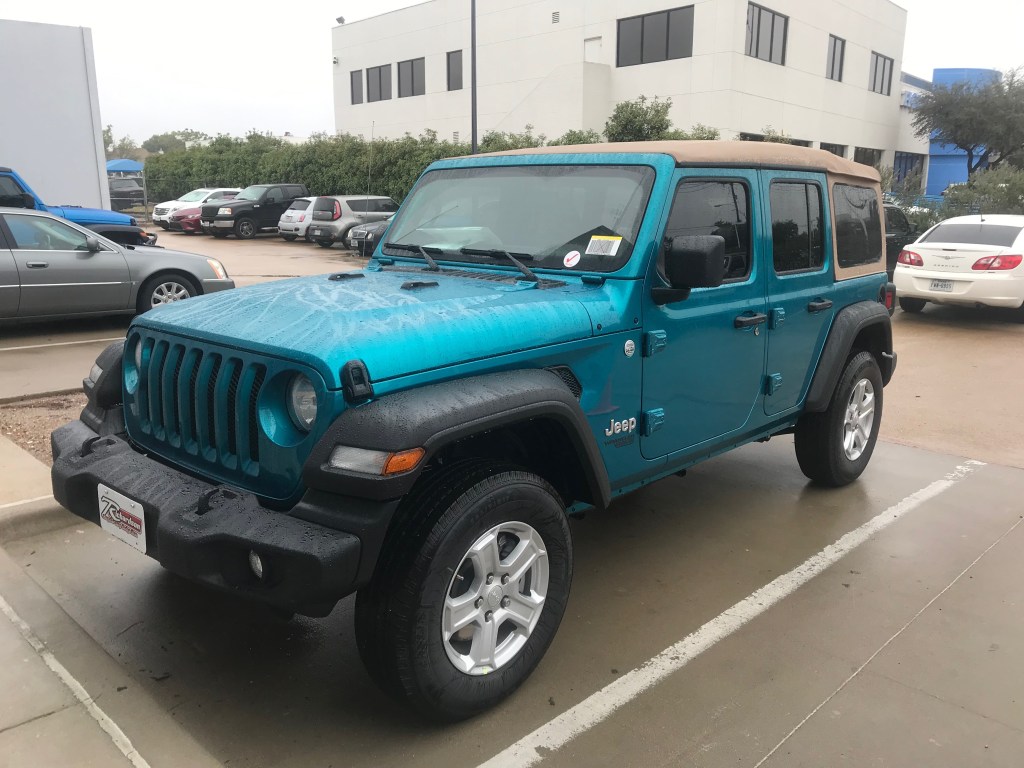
[51,419,394,615]
[894,267,1024,309]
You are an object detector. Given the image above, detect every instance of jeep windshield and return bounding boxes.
[383,165,656,273]
[234,186,267,202]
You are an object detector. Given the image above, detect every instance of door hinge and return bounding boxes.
[641,408,665,436]
[643,330,668,357]
[765,373,783,396]
[769,307,786,330]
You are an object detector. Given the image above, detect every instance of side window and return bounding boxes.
[265,187,283,203]
[4,214,91,251]
[377,199,399,213]
[662,180,751,282]
[769,182,824,273]
[885,206,910,235]
[0,176,28,207]
[348,199,371,213]
[833,184,883,267]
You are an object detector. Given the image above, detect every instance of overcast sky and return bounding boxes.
[2,0,1021,142]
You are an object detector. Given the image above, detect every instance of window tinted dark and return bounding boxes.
[287,199,310,210]
[447,50,463,90]
[373,199,399,213]
[746,3,787,65]
[314,198,337,213]
[833,184,883,267]
[884,206,910,235]
[367,64,391,102]
[826,35,844,81]
[770,182,824,273]
[348,199,373,212]
[398,58,426,98]
[350,70,363,104]
[0,177,22,197]
[663,180,751,281]
[617,6,693,67]
[870,52,893,95]
[921,223,1023,247]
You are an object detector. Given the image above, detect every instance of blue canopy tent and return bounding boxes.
[106,158,143,173]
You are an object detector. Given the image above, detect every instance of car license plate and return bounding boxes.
[311,228,322,236]
[930,279,954,292]
[97,484,146,552]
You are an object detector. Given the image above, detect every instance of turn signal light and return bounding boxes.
[383,447,426,475]
[972,254,1022,271]
[897,250,924,266]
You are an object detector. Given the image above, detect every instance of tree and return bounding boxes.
[665,123,721,141]
[102,124,114,159]
[942,165,1024,215]
[604,96,675,142]
[761,125,794,144]
[549,128,602,146]
[110,135,143,161]
[142,132,186,154]
[912,68,1024,178]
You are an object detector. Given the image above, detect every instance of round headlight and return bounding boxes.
[287,374,318,431]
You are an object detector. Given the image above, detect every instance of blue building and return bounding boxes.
[925,68,1001,197]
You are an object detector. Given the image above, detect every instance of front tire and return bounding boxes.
[899,297,926,313]
[355,460,572,721]
[137,274,198,314]
[795,351,883,487]
[234,217,257,239]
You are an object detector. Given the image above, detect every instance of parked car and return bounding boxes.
[306,195,398,248]
[278,197,316,241]
[348,213,393,257]
[153,188,242,229]
[201,183,309,239]
[0,207,233,321]
[168,207,203,234]
[1,166,138,232]
[883,203,917,279]
[52,141,896,721]
[108,178,146,211]
[894,213,1024,317]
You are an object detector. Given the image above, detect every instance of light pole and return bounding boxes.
[471,0,478,153]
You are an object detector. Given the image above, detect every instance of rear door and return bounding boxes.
[0,213,130,316]
[761,172,834,416]
[0,227,19,317]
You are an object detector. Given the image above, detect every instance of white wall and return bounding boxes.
[0,19,109,208]
[332,0,918,163]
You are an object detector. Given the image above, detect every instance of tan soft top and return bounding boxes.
[481,140,880,183]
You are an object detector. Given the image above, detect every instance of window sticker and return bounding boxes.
[585,235,622,256]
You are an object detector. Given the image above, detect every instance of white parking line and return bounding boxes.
[480,461,985,768]
[0,592,152,768]
[0,495,53,511]
[0,337,124,353]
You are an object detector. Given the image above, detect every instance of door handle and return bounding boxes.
[807,298,833,313]
[734,312,768,329]
[26,261,48,268]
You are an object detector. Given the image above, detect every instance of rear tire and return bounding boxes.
[355,459,572,721]
[899,297,926,313]
[234,217,257,239]
[795,351,883,487]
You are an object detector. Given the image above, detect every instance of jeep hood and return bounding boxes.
[133,270,597,388]
[47,205,134,227]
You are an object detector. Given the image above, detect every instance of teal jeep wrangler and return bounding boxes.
[52,141,896,720]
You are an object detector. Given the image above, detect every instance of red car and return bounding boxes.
[169,191,238,234]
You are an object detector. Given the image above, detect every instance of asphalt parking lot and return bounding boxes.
[1,267,1024,766]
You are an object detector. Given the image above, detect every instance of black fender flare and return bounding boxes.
[302,369,612,508]
[804,301,896,413]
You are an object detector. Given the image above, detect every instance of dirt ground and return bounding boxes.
[0,392,86,465]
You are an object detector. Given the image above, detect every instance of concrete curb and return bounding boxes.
[0,435,75,543]
[0,387,81,406]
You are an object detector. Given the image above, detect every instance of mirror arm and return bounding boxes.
[651,287,692,306]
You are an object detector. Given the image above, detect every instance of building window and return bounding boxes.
[350,70,363,105]
[854,147,882,167]
[819,142,846,157]
[447,50,463,91]
[616,6,694,67]
[894,151,926,185]
[770,182,825,273]
[826,35,845,81]
[398,58,425,98]
[745,3,787,65]
[366,64,392,102]
[870,52,894,95]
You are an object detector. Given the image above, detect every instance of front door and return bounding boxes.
[760,172,835,416]
[0,213,131,317]
[259,187,286,227]
[0,244,19,317]
[641,170,768,459]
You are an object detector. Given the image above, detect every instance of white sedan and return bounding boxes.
[152,188,241,228]
[894,214,1024,316]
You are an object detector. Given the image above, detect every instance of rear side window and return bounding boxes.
[832,184,882,267]
[348,199,372,212]
[662,180,751,281]
[314,198,336,212]
[920,222,1023,247]
[369,198,398,213]
[770,182,824,273]
[286,185,307,198]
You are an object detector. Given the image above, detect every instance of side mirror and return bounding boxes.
[85,236,101,252]
[653,235,727,305]
[21,193,37,209]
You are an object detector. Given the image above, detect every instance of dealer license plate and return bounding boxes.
[311,228,322,236]
[97,484,146,552]
[930,279,954,292]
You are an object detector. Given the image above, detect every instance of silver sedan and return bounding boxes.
[0,207,234,321]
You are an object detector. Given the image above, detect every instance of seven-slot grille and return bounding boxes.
[134,337,266,474]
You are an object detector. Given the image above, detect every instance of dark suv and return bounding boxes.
[201,183,309,239]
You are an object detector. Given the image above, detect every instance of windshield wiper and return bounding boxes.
[383,242,443,272]
[459,247,538,282]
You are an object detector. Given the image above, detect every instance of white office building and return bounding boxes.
[332,0,928,171]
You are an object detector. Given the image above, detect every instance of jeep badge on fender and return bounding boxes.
[51,141,895,721]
